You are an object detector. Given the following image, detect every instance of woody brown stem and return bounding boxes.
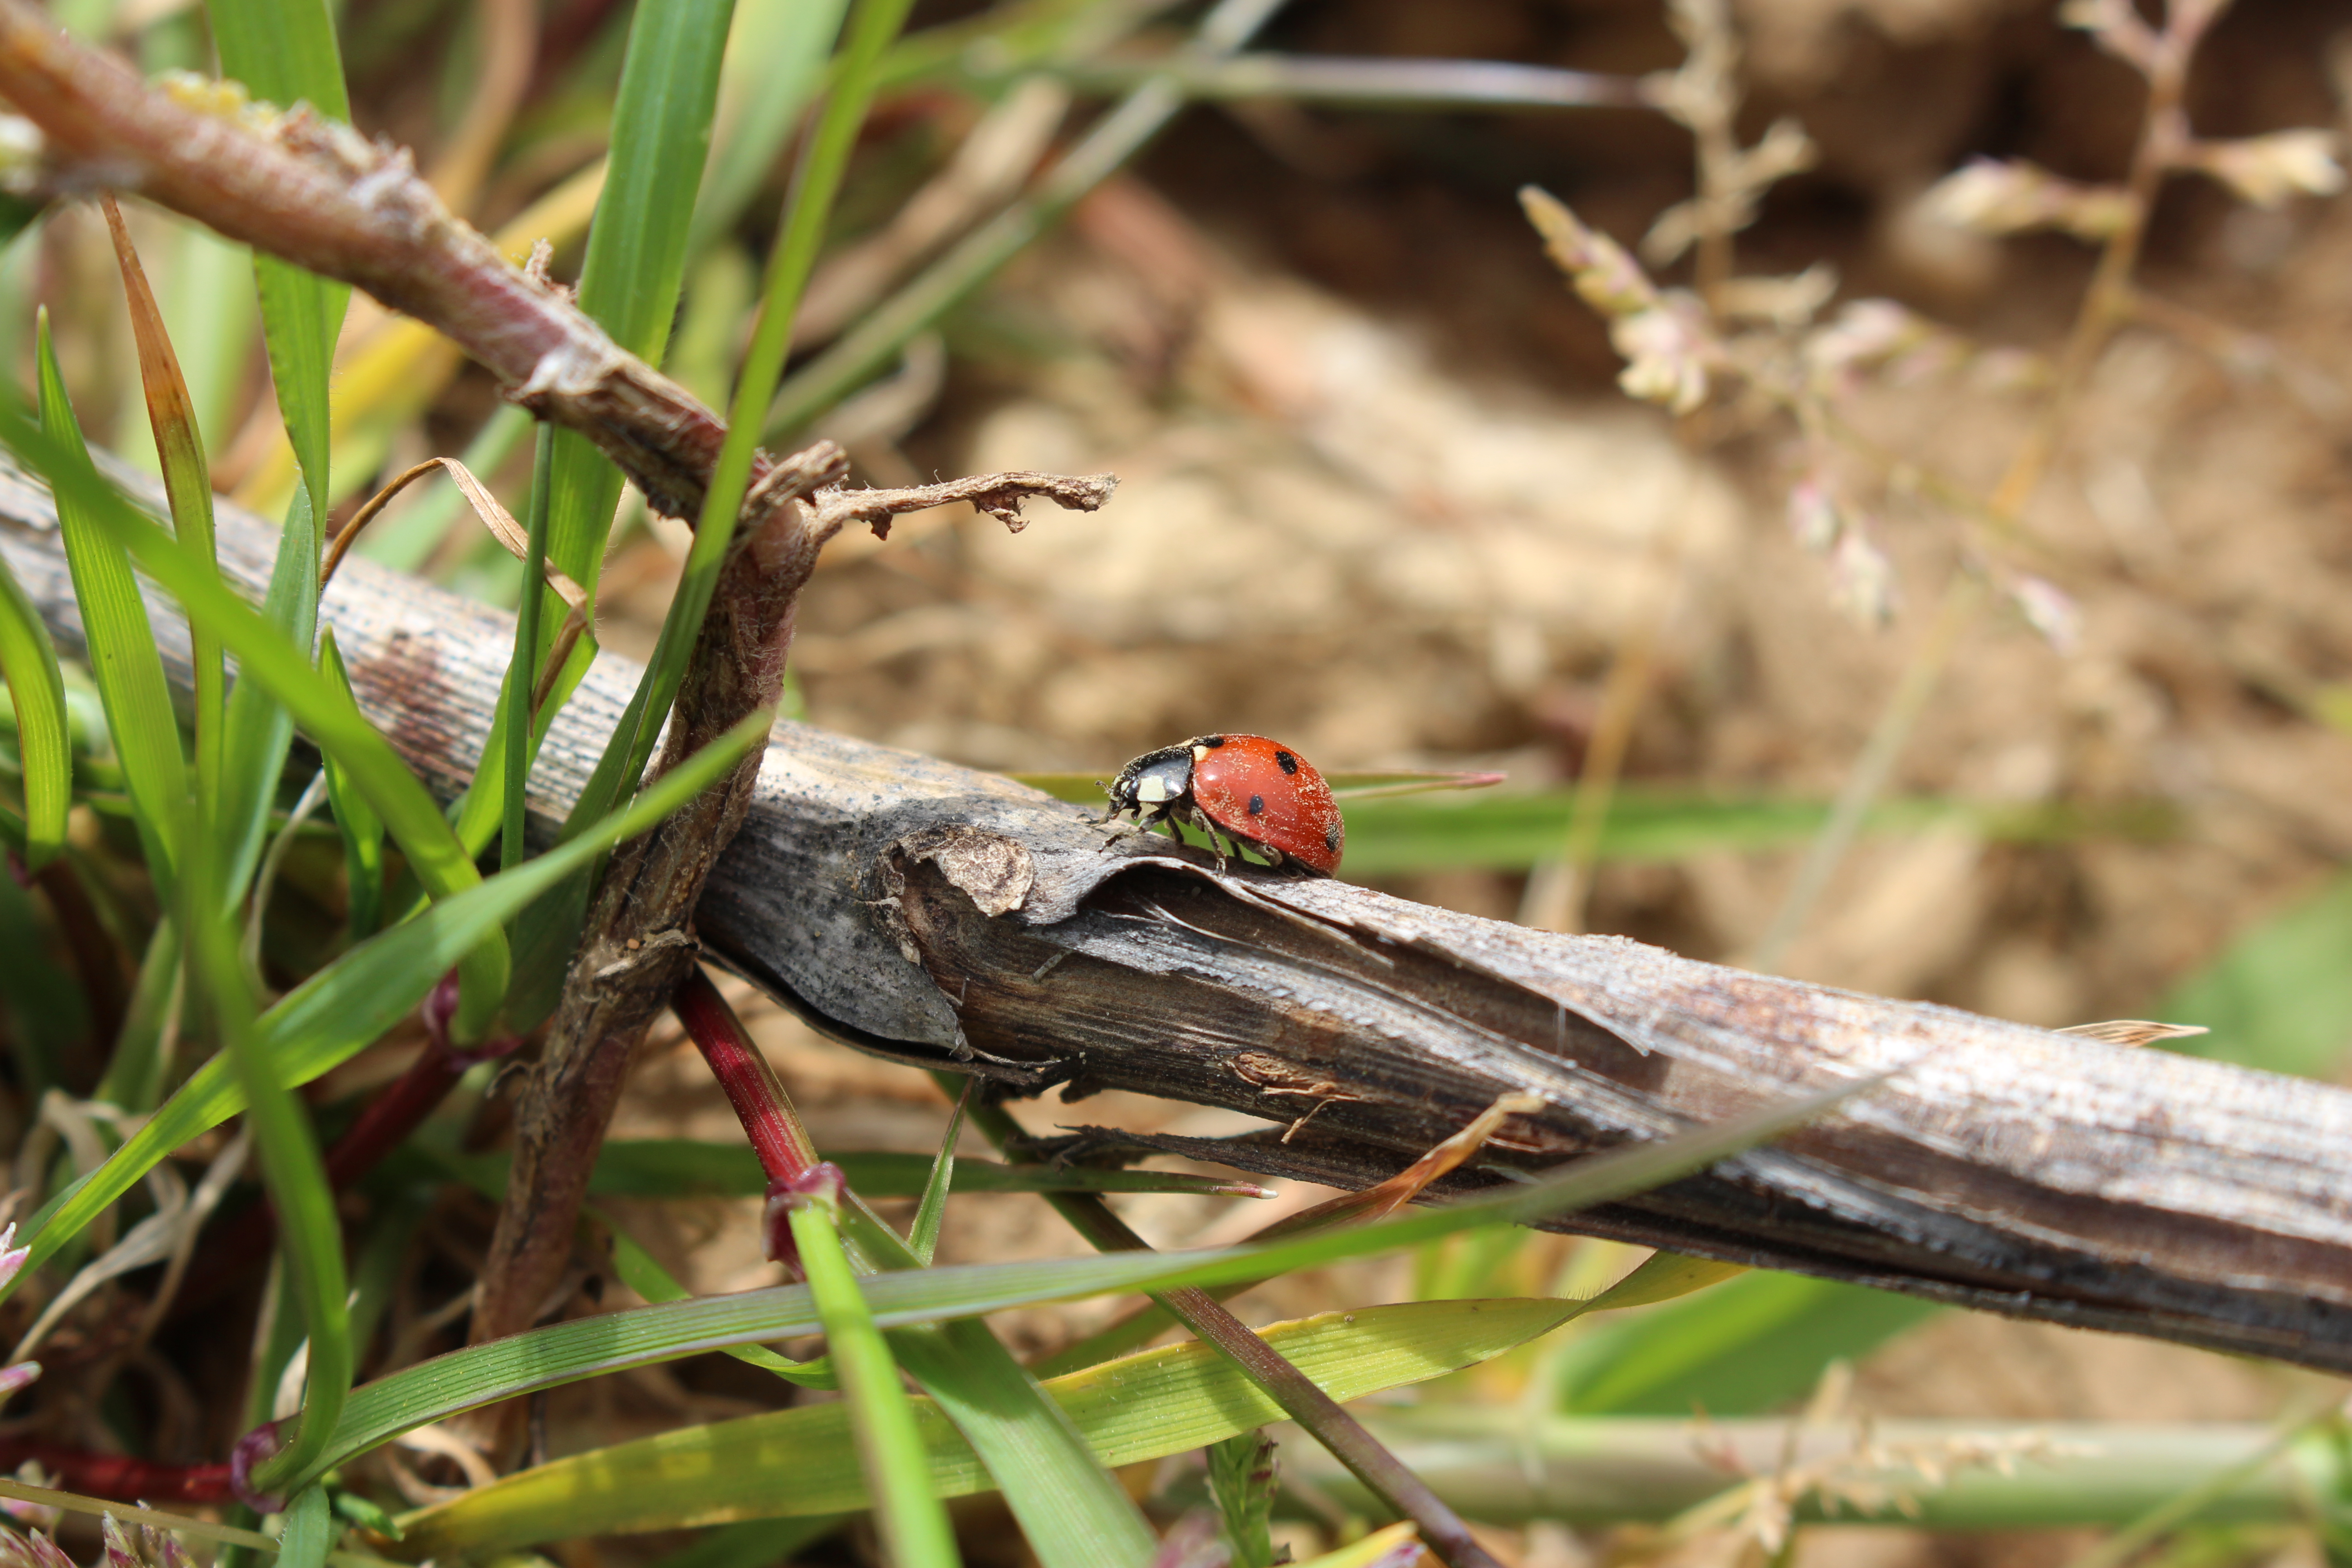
[469,467,1114,1371]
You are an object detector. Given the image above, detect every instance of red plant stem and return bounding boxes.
[0,1442,235,1505]
[671,967,817,1185]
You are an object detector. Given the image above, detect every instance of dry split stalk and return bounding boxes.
[3,470,2350,1371]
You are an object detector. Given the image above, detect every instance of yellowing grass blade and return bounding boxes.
[103,196,225,817]
[395,1296,1598,1557]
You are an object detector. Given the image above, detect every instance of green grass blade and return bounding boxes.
[317,630,385,939]
[0,710,770,1300]
[205,0,349,934]
[0,405,507,1037]
[107,197,225,818]
[512,0,919,1023]
[404,1133,836,1388]
[269,1091,1845,1508]
[1101,788,2167,877]
[0,539,69,867]
[206,0,351,525]
[688,0,850,255]
[541,0,735,604]
[278,1486,333,1568]
[2157,869,2352,1078]
[500,429,555,876]
[603,1218,834,1388]
[204,0,350,118]
[788,1191,960,1568]
[187,822,351,1490]
[247,200,350,522]
[214,484,318,903]
[895,1318,1156,1567]
[907,1089,965,1265]
[34,314,188,893]
[393,1297,1592,1555]
[1548,1268,1940,1415]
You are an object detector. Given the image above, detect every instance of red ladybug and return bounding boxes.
[1100,734,1344,876]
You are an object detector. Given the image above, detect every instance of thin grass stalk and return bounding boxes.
[1748,574,1985,970]
[956,1095,1502,1568]
[1751,0,2225,965]
[187,837,352,1499]
[594,0,921,801]
[1519,483,1701,933]
[673,972,1158,1567]
[784,1177,961,1568]
[2060,1399,2347,1568]
[0,535,68,868]
[501,429,556,877]
[763,0,1293,437]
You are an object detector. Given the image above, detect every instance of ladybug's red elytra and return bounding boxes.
[1100,734,1344,876]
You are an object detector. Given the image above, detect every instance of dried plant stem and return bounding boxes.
[1751,0,2220,966]
[466,446,844,1396]
[1984,10,2195,523]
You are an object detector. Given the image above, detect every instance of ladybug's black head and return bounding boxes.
[1103,744,1197,818]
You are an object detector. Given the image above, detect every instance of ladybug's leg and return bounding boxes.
[1192,808,1235,872]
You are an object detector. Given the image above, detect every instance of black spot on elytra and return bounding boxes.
[1325,824,1340,852]
[1275,750,1298,774]
[1248,794,1265,816]
[1200,735,1226,748]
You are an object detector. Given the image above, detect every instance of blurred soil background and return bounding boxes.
[585,0,2352,1557]
[587,0,2352,1559]
[26,0,2352,1560]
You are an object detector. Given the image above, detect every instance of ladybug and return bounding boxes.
[1100,734,1344,876]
